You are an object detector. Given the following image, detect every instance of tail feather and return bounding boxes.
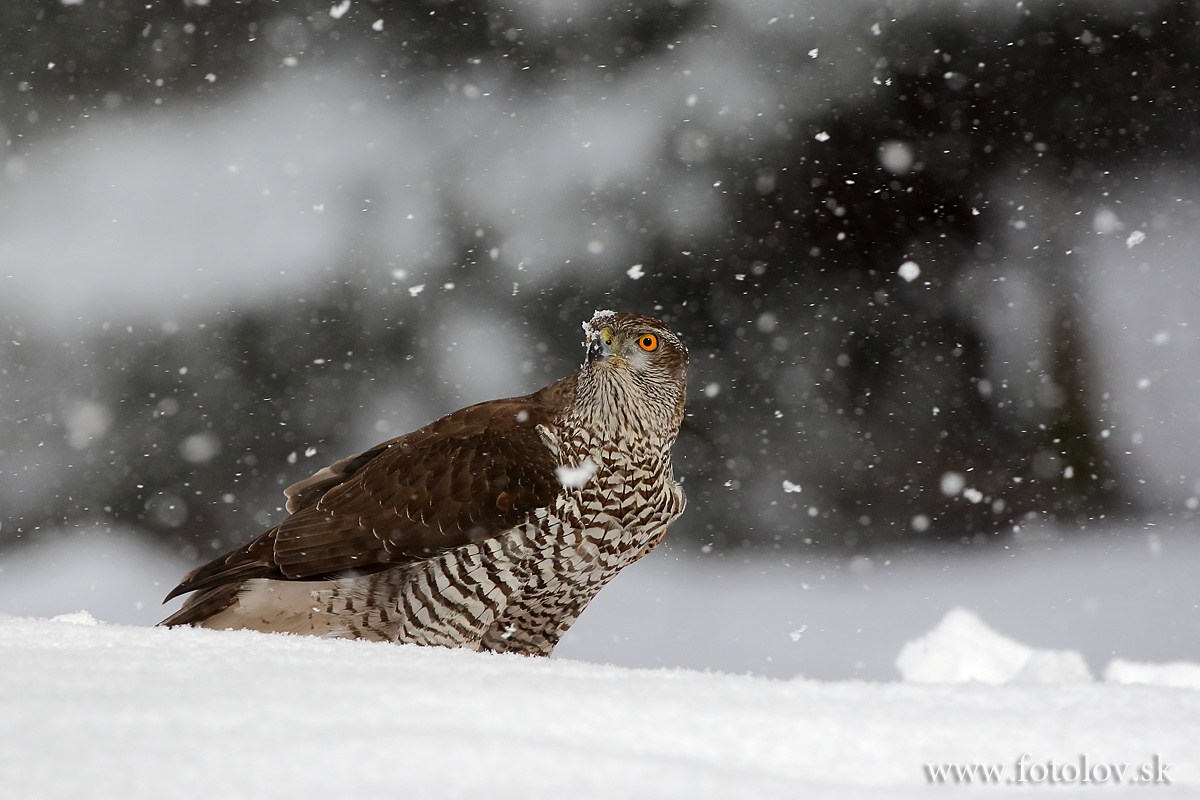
[162,528,281,603]
[159,583,243,627]
[163,560,278,603]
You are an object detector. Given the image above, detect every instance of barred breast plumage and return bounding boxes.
[161,310,688,657]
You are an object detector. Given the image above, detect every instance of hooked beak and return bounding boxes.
[587,328,619,364]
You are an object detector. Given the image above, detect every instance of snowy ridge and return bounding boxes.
[896,608,1094,685]
[1,613,1197,798]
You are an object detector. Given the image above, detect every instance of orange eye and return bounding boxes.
[638,334,659,352]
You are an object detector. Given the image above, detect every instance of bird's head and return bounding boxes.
[576,310,688,440]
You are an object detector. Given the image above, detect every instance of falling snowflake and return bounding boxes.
[940,472,966,497]
[898,261,921,282]
[556,459,597,489]
[1093,207,1123,233]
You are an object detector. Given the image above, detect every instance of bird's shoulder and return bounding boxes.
[285,376,574,514]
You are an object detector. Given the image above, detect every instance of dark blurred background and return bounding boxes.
[4,0,1200,571]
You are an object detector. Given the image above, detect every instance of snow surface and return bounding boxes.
[3,522,1199,796]
[2,608,1197,799]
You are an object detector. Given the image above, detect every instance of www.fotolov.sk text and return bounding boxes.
[924,754,1172,786]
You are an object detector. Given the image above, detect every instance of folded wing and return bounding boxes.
[162,382,571,612]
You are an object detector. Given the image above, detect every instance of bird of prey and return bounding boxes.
[161,310,688,656]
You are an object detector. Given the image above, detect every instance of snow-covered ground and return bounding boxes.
[2,605,1196,799]
[2,522,1198,796]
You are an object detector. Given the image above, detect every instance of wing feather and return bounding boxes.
[162,379,573,606]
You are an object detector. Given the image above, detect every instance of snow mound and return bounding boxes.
[895,608,1093,685]
[48,610,100,626]
[1106,658,1200,691]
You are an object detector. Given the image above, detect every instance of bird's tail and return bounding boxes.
[158,582,242,627]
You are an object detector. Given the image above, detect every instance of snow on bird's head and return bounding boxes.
[582,309,619,345]
[587,309,617,328]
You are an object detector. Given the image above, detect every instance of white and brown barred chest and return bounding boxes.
[295,415,683,654]
[489,424,682,644]
[360,421,684,654]
[517,447,679,601]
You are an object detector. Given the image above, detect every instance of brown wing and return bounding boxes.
[162,378,574,605]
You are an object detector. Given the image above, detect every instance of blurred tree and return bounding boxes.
[3,0,1199,559]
